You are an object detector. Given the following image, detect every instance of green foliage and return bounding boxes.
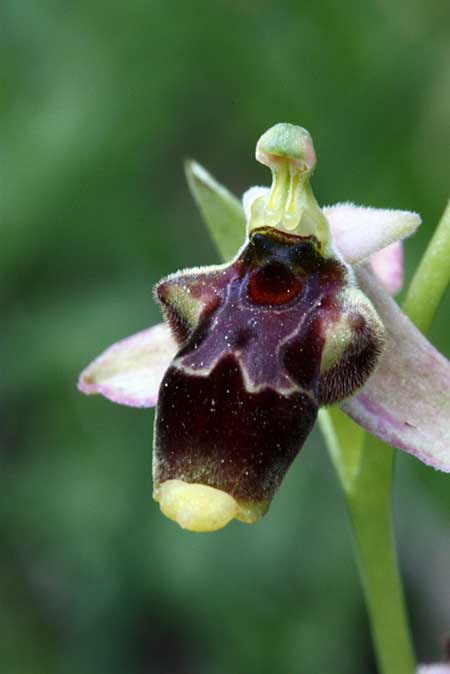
[1,2,450,673]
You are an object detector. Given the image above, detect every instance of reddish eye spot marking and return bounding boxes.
[247,262,303,306]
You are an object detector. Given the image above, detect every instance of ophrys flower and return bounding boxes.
[79,123,450,532]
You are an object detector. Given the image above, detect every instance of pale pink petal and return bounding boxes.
[78,323,177,408]
[369,241,404,295]
[341,267,450,472]
[417,666,450,674]
[324,203,420,264]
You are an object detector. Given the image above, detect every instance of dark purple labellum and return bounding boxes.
[156,354,316,503]
[154,227,384,522]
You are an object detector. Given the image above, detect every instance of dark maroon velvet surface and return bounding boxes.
[154,227,381,503]
[155,355,317,502]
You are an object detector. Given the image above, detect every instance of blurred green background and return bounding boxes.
[1,1,449,673]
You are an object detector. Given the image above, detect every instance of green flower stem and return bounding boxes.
[321,408,415,674]
[403,198,450,334]
[318,408,412,674]
[347,437,415,674]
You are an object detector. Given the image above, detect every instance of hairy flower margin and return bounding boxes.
[78,123,450,532]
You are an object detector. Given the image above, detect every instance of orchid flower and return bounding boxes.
[78,123,450,533]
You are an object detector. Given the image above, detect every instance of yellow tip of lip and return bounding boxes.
[155,480,238,532]
[154,480,269,532]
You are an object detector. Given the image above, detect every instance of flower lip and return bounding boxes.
[153,350,319,515]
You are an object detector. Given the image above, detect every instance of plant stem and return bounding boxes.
[320,405,415,674]
[403,198,450,333]
[346,438,415,674]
